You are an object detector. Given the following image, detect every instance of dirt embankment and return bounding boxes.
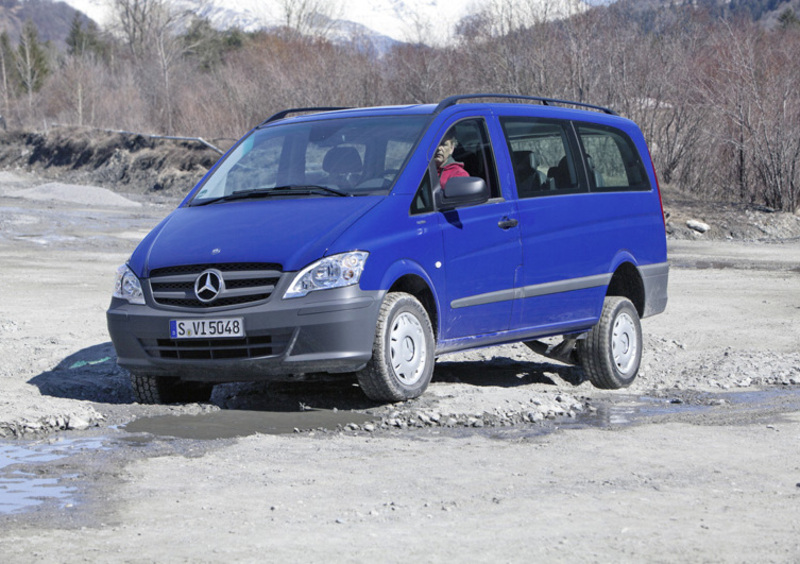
[0,127,223,197]
[663,192,800,242]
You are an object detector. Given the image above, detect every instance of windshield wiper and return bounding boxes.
[192,189,278,206]
[272,185,351,197]
[192,185,351,206]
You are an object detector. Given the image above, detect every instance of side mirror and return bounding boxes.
[435,176,490,211]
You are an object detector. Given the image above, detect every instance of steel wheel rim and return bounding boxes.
[612,312,638,375]
[389,312,427,385]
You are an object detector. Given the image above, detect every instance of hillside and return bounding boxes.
[0,0,89,47]
[2,0,798,53]
[59,0,591,44]
[611,0,800,27]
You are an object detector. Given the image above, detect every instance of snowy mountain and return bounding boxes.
[59,0,595,45]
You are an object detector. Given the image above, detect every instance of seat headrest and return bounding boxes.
[323,146,362,174]
[513,150,538,170]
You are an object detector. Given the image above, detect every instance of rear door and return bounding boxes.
[500,115,656,335]
[499,116,603,333]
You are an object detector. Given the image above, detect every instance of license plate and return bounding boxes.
[169,318,245,339]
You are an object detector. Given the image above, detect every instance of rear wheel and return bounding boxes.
[580,296,642,390]
[130,373,214,404]
[356,292,435,402]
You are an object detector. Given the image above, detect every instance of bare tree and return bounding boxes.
[694,20,800,211]
[588,9,708,190]
[383,43,452,104]
[111,0,205,134]
[0,32,14,126]
[46,56,111,127]
[279,0,343,39]
[113,0,158,59]
[745,33,800,211]
[14,20,50,112]
[456,1,554,96]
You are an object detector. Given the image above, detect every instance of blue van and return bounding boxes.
[107,94,668,404]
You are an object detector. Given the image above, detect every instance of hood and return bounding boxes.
[129,196,382,276]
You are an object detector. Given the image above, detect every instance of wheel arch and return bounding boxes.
[373,258,442,342]
[606,261,645,318]
[387,274,439,341]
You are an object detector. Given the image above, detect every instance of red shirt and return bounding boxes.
[438,161,468,189]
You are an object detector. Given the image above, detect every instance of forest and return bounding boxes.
[0,0,798,211]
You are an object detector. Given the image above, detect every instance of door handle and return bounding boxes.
[498,217,518,230]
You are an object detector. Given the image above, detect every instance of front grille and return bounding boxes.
[140,332,292,360]
[149,262,282,308]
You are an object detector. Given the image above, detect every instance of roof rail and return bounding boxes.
[260,107,350,126]
[433,94,618,116]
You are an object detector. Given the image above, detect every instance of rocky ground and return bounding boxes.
[0,170,797,438]
[663,192,800,241]
[0,164,799,561]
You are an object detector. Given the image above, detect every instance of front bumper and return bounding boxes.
[107,285,384,382]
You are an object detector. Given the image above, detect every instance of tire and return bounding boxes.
[130,373,214,404]
[580,296,642,390]
[356,292,435,402]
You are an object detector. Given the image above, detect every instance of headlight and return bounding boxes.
[113,264,145,305]
[284,252,369,299]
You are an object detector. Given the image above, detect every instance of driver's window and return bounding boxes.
[437,119,500,198]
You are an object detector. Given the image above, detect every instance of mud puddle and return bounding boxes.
[0,436,106,514]
[3,388,800,517]
[0,408,373,517]
[447,387,800,440]
[572,388,800,428]
[123,408,374,440]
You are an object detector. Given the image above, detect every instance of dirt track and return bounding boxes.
[1,174,800,562]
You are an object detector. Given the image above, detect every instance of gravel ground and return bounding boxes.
[1,174,799,562]
[1,175,797,437]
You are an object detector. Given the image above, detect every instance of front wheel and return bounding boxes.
[356,292,435,402]
[580,296,642,390]
[130,373,214,404]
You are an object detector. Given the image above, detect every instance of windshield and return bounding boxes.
[190,115,427,204]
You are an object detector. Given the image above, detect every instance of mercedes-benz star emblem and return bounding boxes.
[194,269,225,303]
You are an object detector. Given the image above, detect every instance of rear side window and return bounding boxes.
[576,123,651,192]
[500,117,584,198]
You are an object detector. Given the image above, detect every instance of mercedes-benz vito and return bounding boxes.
[107,94,669,404]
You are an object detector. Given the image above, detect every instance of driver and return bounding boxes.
[434,131,468,189]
